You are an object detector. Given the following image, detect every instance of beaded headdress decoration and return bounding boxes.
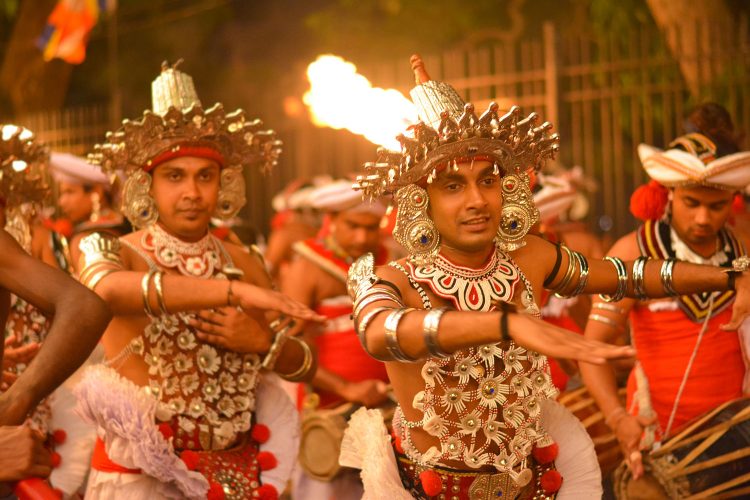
[89,61,283,228]
[355,55,559,260]
[0,125,50,208]
[0,125,51,250]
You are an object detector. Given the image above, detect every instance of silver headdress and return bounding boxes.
[355,55,559,198]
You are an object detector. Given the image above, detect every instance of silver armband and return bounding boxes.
[423,307,450,358]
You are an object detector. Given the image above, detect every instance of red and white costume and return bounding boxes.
[626,134,750,440]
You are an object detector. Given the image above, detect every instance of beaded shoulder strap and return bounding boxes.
[213,236,235,267]
[388,261,432,309]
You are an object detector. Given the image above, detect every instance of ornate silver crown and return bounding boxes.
[355,55,559,198]
[89,61,282,176]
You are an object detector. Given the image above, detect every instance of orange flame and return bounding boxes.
[303,55,417,151]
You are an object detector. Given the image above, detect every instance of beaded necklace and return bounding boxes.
[142,223,222,279]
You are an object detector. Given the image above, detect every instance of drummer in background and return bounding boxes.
[281,179,390,500]
[580,124,750,481]
[264,177,327,281]
[47,152,129,273]
[534,168,606,391]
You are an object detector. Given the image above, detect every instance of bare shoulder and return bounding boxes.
[373,257,412,293]
[562,230,605,259]
[512,234,557,261]
[221,240,271,288]
[117,229,148,269]
[605,230,641,259]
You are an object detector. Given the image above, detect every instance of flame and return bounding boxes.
[303,55,417,151]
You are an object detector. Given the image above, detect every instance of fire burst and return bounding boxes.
[303,54,418,151]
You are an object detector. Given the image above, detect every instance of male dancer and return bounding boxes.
[76,62,320,499]
[283,179,390,499]
[48,151,128,272]
[340,56,750,500]
[0,125,111,493]
[581,130,750,486]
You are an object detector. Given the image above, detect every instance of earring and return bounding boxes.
[122,170,158,228]
[90,191,101,222]
[496,172,539,252]
[393,184,440,265]
[214,166,246,220]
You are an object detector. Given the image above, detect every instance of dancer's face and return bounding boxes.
[151,156,220,241]
[330,211,382,259]
[427,160,502,254]
[57,182,93,223]
[671,185,733,247]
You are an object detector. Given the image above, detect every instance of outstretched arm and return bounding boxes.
[534,234,742,316]
[351,260,635,364]
[0,230,112,425]
[79,234,322,323]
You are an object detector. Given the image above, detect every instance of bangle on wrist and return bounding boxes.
[261,331,289,371]
[499,302,513,343]
[154,271,168,315]
[227,280,236,306]
[141,269,157,317]
[277,336,314,382]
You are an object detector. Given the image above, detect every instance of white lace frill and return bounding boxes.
[539,399,602,499]
[340,401,601,500]
[339,407,414,500]
[253,373,300,491]
[74,365,209,499]
[48,384,97,495]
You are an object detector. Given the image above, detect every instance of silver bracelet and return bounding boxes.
[384,308,416,362]
[632,256,649,300]
[356,306,392,361]
[592,302,626,315]
[568,251,590,297]
[423,307,450,358]
[261,331,289,371]
[353,290,403,321]
[588,313,625,331]
[660,258,679,297]
[554,245,578,296]
[600,256,627,303]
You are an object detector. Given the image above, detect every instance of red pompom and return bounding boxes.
[257,484,279,500]
[207,482,226,500]
[179,450,200,471]
[419,470,443,497]
[52,429,67,445]
[251,423,271,444]
[540,469,563,494]
[50,451,62,468]
[629,180,669,221]
[157,423,174,441]
[257,451,277,471]
[52,488,64,498]
[532,443,559,464]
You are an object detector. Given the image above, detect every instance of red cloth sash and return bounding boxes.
[627,306,744,435]
[294,237,390,408]
[305,301,389,408]
[91,437,142,474]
